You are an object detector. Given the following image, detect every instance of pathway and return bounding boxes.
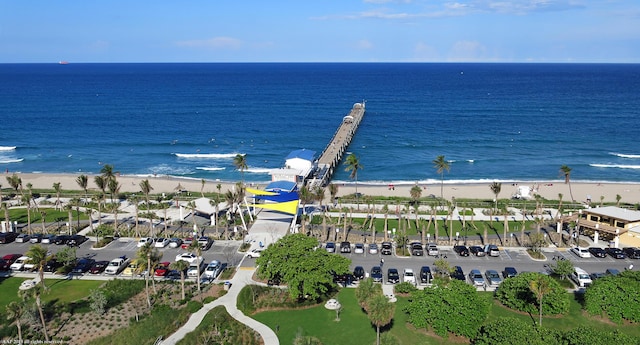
[160,267,279,345]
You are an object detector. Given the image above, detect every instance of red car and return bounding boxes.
[181,237,193,250]
[154,261,172,277]
[88,260,110,274]
[0,254,22,271]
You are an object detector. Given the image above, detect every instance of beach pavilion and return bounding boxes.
[270,149,316,184]
[576,206,640,247]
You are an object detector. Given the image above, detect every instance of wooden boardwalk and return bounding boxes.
[308,102,366,187]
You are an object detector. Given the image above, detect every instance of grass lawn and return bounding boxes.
[0,277,29,310]
[0,277,103,312]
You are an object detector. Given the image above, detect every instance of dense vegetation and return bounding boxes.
[495,272,570,316]
[584,270,640,323]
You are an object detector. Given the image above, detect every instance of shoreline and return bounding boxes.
[10,172,640,204]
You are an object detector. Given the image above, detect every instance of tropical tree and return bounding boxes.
[355,278,382,310]
[134,243,163,308]
[432,155,450,201]
[344,153,363,210]
[556,193,564,220]
[6,301,26,343]
[19,284,49,341]
[171,259,190,300]
[140,179,153,210]
[108,177,121,231]
[489,182,501,211]
[530,274,552,326]
[329,183,338,204]
[188,239,204,298]
[233,154,248,184]
[76,174,89,203]
[560,165,574,201]
[616,194,622,207]
[26,244,51,289]
[53,182,62,211]
[6,173,22,196]
[313,185,326,209]
[200,179,206,198]
[3,202,10,233]
[367,294,395,345]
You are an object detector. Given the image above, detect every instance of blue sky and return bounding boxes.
[1,0,638,63]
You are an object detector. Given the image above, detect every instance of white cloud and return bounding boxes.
[356,39,374,49]
[175,36,242,49]
[448,40,487,61]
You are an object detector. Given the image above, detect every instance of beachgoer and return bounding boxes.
[380,258,384,267]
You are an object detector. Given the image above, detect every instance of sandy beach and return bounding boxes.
[11,172,640,205]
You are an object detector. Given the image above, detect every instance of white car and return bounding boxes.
[104,256,130,275]
[354,243,365,254]
[246,248,264,258]
[427,243,439,256]
[204,260,222,279]
[403,268,416,284]
[187,261,204,277]
[154,237,169,248]
[571,247,591,258]
[137,237,153,248]
[368,243,378,254]
[10,256,32,271]
[175,252,201,264]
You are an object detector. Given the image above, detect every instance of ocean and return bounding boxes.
[1,63,639,186]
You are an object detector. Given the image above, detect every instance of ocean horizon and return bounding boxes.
[1,63,639,185]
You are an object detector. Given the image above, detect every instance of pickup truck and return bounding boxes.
[104,256,130,275]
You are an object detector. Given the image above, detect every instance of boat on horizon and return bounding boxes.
[58,61,69,65]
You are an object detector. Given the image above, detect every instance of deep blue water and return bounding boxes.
[1,63,639,185]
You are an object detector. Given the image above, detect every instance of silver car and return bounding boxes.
[469,269,485,286]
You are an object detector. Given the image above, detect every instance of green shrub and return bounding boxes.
[185,300,203,313]
[101,279,145,308]
[495,272,569,316]
[394,282,417,294]
[584,270,640,323]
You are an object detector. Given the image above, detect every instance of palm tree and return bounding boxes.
[355,278,381,310]
[6,301,25,343]
[6,173,22,196]
[135,243,162,308]
[3,202,10,233]
[616,194,622,207]
[64,203,73,235]
[26,244,50,289]
[171,259,190,300]
[19,285,49,341]
[200,179,206,198]
[560,165,574,201]
[329,183,338,206]
[139,179,153,210]
[233,154,248,184]
[108,177,121,232]
[313,185,326,209]
[344,153,363,210]
[187,239,203,298]
[367,294,395,345]
[433,155,450,202]
[556,193,564,220]
[76,174,89,203]
[53,182,62,211]
[529,275,551,327]
[489,182,501,211]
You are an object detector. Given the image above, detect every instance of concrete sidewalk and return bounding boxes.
[160,267,279,345]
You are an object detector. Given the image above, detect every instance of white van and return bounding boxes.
[571,267,592,288]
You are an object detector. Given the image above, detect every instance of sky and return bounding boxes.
[1,0,639,63]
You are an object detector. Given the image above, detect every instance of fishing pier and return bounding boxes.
[308,102,366,187]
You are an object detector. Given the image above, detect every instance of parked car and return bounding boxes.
[40,234,56,244]
[137,237,153,248]
[469,246,486,257]
[203,260,223,279]
[89,260,110,274]
[181,237,194,249]
[354,243,365,254]
[340,241,351,253]
[605,268,621,276]
[71,258,96,274]
[175,252,202,264]
[104,256,130,275]
[154,261,172,277]
[168,238,183,248]
[420,266,433,284]
[381,242,393,255]
[368,243,379,254]
[588,247,607,258]
[154,237,170,248]
[333,272,355,286]
[387,268,400,284]
[469,269,485,286]
[590,272,607,280]
[370,266,383,282]
[571,247,591,258]
[353,266,365,280]
[605,248,626,259]
[571,267,592,287]
[10,256,32,271]
[403,268,416,284]
[325,242,336,253]
[198,236,213,250]
[622,247,640,259]
[15,234,31,243]
[187,260,205,277]
[54,235,71,245]
[1,254,21,267]
[451,266,465,281]
[68,235,87,246]
[484,244,500,257]
[485,270,502,286]
[427,243,439,256]
[123,262,141,276]
[0,259,12,271]
[502,267,518,278]
[246,248,264,258]
[453,245,470,257]
[0,232,18,243]
[410,242,424,256]
[29,234,44,243]
[43,259,63,273]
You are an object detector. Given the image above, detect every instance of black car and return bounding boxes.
[410,242,424,256]
[68,235,87,246]
[502,266,518,278]
[54,235,72,245]
[622,247,640,259]
[605,248,626,259]
[0,259,11,271]
[371,266,383,282]
[0,232,18,243]
[451,266,465,281]
[387,268,400,284]
[469,246,486,257]
[43,259,63,273]
[333,272,354,286]
[72,258,96,274]
[353,266,365,280]
[453,245,470,257]
[420,266,433,284]
[588,247,607,258]
[340,241,351,253]
[381,242,393,255]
